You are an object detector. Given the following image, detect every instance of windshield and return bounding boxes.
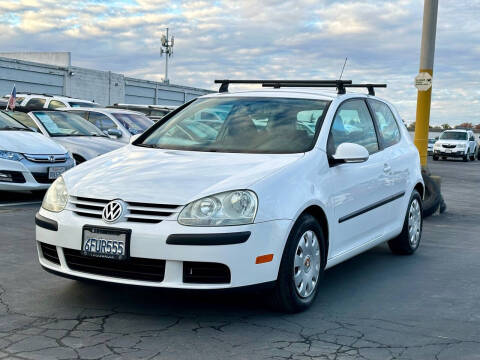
[139,97,330,153]
[440,131,467,140]
[32,111,106,137]
[68,102,101,108]
[0,112,29,130]
[112,113,153,135]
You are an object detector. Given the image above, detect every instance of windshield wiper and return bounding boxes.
[0,126,32,131]
[135,143,159,148]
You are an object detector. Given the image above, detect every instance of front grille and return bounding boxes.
[32,172,55,184]
[24,154,67,163]
[39,242,60,265]
[442,144,456,149]
[183,262,231,284]
[0,171,26,183]
[63,248,165,281]
[67,196,181,224]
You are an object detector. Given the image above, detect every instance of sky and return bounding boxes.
[0,0,479,125]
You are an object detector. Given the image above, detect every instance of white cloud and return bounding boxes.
[0,0,478,125]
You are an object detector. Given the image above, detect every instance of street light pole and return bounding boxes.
[160,27,174,84]
[413,0,438,169]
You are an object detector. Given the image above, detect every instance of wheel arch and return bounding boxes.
[414,182,425,200]
[298,205,329,262]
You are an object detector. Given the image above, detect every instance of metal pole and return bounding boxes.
[165,28,169,83]
[413,0,438,169]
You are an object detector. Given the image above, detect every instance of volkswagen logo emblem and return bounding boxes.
[102,200,125,223]
[49,155,55,163]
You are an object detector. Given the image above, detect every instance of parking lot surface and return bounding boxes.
[0,159,479,360]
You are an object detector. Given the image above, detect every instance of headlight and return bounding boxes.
[42,176,68,212]
[0,150,23,161]
[433,144,440,149]
[178,190,258,226]
[457,143,466,148]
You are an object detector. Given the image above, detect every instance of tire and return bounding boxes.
[270,214,325,313]
[432,155,438,161]
[73,154,86,165]
[388,190,422,255]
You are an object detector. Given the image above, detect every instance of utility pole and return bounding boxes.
[160,28,174,84]
[413,0,438,169]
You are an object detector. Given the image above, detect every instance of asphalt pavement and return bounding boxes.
[0,159,479,359]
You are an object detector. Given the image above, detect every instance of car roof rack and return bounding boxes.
[214,80,386,96]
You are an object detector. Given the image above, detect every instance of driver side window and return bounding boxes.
[328,99,379,155]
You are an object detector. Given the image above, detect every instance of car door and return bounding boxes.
[327,98,390,257]
[367,99,408,229]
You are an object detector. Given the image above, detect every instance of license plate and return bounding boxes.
[445,149,452,153]
[48,166,66,179]
[81,227,130,260]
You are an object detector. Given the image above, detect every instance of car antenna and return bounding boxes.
[339,57,348,80]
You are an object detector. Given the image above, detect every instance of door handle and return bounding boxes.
[383,164,392,173]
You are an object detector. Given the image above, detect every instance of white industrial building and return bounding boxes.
[0,52,212,106]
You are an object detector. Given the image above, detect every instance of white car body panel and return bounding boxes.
[36,89,424,289]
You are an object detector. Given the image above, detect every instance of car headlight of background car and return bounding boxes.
[42,176,69,212]
[0,150,23,161]
[178,190,258,226]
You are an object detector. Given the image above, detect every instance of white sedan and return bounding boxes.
[36,83,424,312]
[0,111,74,191]
[12,111,124,164]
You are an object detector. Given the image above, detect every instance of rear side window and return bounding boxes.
[88,112,118,132]
[48,100,66,109]
[368,99,401,147]
[328,99,379,155]
[26,98,46,108]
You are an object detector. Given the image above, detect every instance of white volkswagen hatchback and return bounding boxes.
[36,80,424,312]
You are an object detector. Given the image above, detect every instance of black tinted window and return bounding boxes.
[328,99,379,155]
[26,98,46,108]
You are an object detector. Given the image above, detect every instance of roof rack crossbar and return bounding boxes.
[343,84,387,96]
[214,79,352,93]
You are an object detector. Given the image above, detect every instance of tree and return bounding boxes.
[456,122,473,129]
[441,123,451,130]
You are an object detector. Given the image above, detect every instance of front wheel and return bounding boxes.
[432,155,438,161]
[388,190,423,255]
[270,214,325,313]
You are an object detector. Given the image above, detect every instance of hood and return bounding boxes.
[64,146,304,205]
[435,139,467,145]
[0,131,66,154]
[54,136,125,160]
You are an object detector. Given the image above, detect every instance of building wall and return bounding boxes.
[0,56,212,105]
[0,52,71,67]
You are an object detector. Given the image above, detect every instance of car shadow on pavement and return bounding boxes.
[52,243,407,316]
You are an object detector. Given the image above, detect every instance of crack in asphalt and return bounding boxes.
[1,280,480,359]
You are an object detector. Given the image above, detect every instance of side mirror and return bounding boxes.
[130,134,140,144]
[331,143,369,164]
[107,128,123,138]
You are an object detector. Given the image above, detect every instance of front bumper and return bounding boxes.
[433,149,466,158]
[0,157,75,191]
[36,208,292,289]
